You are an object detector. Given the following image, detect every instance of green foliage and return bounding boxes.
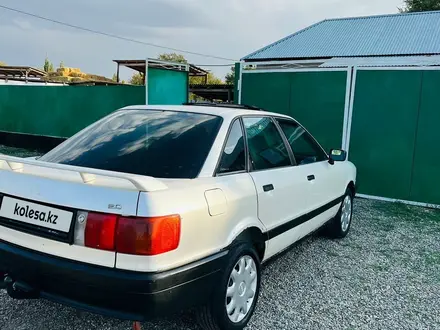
[111,73,126,84]
[157,53,188,64]
[48,76,70,83]
[43,57,54,73]
[190,72,223,85]
[225,67,235,85]
[129,72,144,85]
[0,61,6,66]
[189,73,224,102]
[400,0,440,12]
[59,61,65,69]
[158,52,224,85]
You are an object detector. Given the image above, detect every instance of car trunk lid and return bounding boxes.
[0,155,168,268]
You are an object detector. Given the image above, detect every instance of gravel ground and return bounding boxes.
[1,199,439,330]
[0,146,439,329]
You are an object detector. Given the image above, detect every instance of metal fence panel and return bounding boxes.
[147,68,188,105]
[349,70,422,200]
[241,70,347,151]
[241,72,292,114]
[288,71,347,151]
[0,85,145,138]
[409,70,440,204]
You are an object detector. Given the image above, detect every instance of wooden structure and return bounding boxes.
[190,84,234,102]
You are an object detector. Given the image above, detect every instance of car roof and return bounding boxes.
[120,105,293,122]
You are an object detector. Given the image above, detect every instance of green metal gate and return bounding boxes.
[240,69,349,152]
[410,70,440,205]
[347,68,440,206]
[239,62,440,207]
[347,69,422,200]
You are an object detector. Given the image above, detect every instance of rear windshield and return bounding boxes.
[40,110,222,179]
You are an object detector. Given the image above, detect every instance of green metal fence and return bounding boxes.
[239,65,440,206]
[348,70,422,200]
[410,70,440,204]
[147,68,188,105]
[234,63,241,104]
[349,69,440,205]
[0,85,145,138]
[240,70,348,152]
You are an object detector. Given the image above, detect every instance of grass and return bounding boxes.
[373,200,440,226]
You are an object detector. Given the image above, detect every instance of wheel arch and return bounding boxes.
[230,226,267,261]
[347,181,356,196]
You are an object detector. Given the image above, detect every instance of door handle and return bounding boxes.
[307,175,315,181]
[263,184,274,192]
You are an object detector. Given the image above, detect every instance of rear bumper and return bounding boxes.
[0,240,228,321]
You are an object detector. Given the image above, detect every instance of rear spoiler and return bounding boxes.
[0,155,167,192]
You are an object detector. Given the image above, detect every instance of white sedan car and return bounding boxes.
[0,104,356,330]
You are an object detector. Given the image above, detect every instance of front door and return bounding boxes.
[276,118,343,236]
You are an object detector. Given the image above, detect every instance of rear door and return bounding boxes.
[242,116,312,258]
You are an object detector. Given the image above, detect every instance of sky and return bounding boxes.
[0,0,404,80]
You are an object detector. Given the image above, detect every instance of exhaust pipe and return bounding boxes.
[3,276,40,299]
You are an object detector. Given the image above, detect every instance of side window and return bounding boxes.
[218,120,246,174]
[243,117,291,171]
[277,119,327,165]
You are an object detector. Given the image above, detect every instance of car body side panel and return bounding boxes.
[117,174,263,272]
[263,205,340,261]
[263,160,356,261]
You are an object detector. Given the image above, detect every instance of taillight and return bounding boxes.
[116,215,181,256]
[82,213,180,256]
[84,213,117,251]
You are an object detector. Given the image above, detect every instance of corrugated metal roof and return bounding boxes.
[243,11,440,61]
[320,55,440,67]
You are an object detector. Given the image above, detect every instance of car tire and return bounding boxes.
[326,188,353,239]
[197,243,261,330]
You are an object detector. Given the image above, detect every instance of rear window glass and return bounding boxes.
[40,110,222,179]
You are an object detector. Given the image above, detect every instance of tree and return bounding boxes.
[0,61,6,66]
[225,67,235,85]
[157,53,188,64]
[112,73,126,84]
[400,0,440,12]
[43,57,54,72]
[129,72,144,85]
[59,61,65,68]
[157,53,224,84]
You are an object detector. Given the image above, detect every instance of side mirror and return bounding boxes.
[329,149,347,165]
